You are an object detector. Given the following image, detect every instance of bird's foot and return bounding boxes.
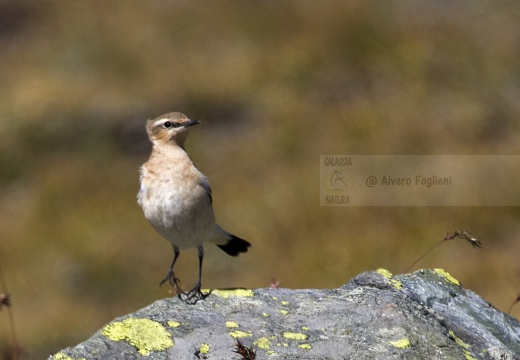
[160,268,181,293]
[179,282,211,305]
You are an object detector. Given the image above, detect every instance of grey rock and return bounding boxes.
[49,269,520,359]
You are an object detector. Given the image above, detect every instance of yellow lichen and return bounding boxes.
[228,330,252,338]
[449,330,477,360]
[377,268,393,278]
[449,331,469,348]
[389,338,411,348]
[255,337,271,349]
[102,318,173,356]
[280,309,289,315]
[376,268,403,289]
[262,312,270,317]
[210,289,254,298]
[52,353,86,360]
[301,326,309,331]
[280,301,289,306]
[282,332,308,341]
[199,343,210,354]
[225,321,239,328]
[298,343,312,350]
[434,269,460,286]
[167,321,180,328]
[390,278,403,290]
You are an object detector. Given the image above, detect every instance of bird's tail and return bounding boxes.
[212,226,251,256]
[217,234,251,256]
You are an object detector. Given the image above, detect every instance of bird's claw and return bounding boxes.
[160,268,181,291]
[179,283,211,304]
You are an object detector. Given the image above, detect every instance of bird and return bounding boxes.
[137,112,251,303]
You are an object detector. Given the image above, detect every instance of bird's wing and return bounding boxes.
[199,175,213,204]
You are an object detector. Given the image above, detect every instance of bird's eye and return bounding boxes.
[163,121,172,128]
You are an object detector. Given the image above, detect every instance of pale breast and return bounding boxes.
[138,157,216,249]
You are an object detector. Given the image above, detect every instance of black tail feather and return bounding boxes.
[218,235,251,256]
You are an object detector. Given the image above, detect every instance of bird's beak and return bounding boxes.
[183,120,201,128]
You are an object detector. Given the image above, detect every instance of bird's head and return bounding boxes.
[146,112,200,148]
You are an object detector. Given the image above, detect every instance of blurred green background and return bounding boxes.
[1,1,520,358]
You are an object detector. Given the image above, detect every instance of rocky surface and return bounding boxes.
[50,269,520,359]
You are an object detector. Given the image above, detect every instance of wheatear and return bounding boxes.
[138,112,251,303]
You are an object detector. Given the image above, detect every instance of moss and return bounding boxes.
[102,317,174,356]
[434,269,460,286]
[389,338,411,348]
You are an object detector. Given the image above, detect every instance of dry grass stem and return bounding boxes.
[405,230,481,273]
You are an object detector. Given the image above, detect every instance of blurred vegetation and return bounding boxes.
[1,1,520,358]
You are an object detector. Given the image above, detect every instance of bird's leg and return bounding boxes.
[182,246,210,304]
[160,246,181,291]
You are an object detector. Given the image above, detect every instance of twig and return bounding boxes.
[507,293,520,315]
[0,260,18,360]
